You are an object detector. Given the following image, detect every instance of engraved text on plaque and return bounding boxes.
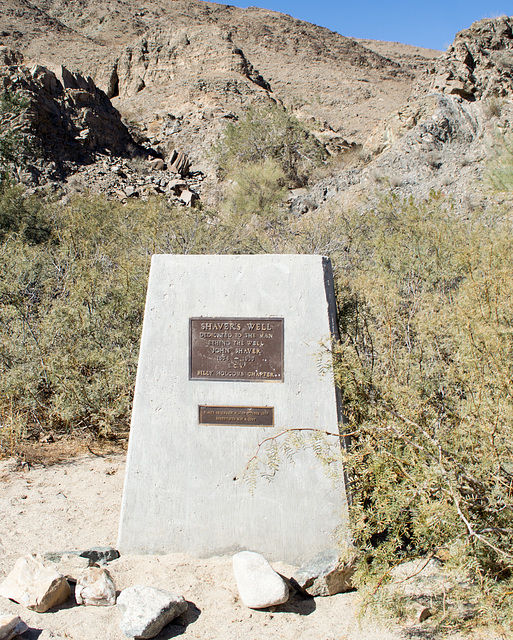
[190,317,284,381]
[199,406,274,426]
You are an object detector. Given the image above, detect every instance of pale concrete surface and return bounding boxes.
[117,255,348,563]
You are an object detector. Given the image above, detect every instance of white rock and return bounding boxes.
[232,551,289,609]
[0,556,71,613]
[117,585,188,639]
[0,612,28,640]
[148,158,165,171]
[178,189,195,205]
[75,567,116,606]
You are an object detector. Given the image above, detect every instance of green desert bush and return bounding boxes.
[0,193,235,446]
[220,158,290,250]
[326,195,513,631]
[222,158,287,220]
[215,103,327,187]
[214,104,327,238]
[0,196,144,442]
[0,187,304,448]
[0,185,52,243]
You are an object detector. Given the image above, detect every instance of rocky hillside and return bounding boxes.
[0,1,512,211]
[342,16,513,211]
[294,15,513,215]
[1,0,438,145]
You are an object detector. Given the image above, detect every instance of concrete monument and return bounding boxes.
[118,254,349,564]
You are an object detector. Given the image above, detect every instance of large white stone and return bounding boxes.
[118,255,349,563]
[117,585,187,639]
[0,556,70,613]
[75,567,116,606]
[233,551,289,609]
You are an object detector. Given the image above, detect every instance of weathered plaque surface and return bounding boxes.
[199,405,274,426]
[190,317,284,381]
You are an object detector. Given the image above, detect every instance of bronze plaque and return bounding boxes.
[199,406,274,426]
[189,317,284,382]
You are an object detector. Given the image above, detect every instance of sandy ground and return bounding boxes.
[0,451,499,640]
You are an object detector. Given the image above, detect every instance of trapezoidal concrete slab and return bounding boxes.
[117,254,349,564]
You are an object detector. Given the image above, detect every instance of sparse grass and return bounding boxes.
[488,132,513,191]
[368,171,402,188]
[484,97,504,119]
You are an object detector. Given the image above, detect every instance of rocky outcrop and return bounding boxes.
[98,24,278,178]
[113,26,270,101]
[0,56,140,173]
[364,17,513,158]
[432,16,513,99]
[318,16,513,213]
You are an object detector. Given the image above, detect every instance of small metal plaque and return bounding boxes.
[190,317,284,382]
[199,406,274,426]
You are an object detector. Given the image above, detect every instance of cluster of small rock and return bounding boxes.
[0,545,357,639]
[59,150,203,206]
[0,546,187,639]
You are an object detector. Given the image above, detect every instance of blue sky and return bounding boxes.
[220,1,512,50]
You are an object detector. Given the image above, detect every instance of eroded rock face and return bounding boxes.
[0,58,139,170]
[432,16,513,99]
[114,25,270,101]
